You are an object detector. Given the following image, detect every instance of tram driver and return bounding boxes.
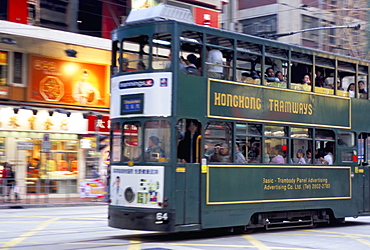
[145,136,165,161]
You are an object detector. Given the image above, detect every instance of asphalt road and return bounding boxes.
[1,205,370,249]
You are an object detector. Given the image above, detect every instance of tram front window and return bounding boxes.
[123,123,142,162]
[144,120,170,162]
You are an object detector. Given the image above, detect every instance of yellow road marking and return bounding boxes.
[243,235,271,250]
[0,217,60,250]
[305,229,370,247]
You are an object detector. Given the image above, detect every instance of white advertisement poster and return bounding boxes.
[111,165,164,208]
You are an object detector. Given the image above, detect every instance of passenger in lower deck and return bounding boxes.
[177,120,200,163]
[235,143,246,163]
[269,145,285,164]
[145,136,165,161]
[296,149,306,164]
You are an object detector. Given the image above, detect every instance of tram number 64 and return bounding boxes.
[156,212,168,221]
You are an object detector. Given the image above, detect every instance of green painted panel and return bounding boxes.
[207,80,350,128]
[207,166,351,204]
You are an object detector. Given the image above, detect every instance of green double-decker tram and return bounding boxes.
[108,5,370,232]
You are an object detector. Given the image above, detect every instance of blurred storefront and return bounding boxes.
[0,21,111,197]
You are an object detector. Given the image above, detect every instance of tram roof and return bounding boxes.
[117,5,370,66]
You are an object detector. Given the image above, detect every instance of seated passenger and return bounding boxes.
[241,72,250,82]
[145,136,165,161]
[265,67,280,82]
[358,80,367,94]
[296,149,306,164]
[209,144,222,162]
[270,145,285,164]
[337,80,344,90]
[275,71,286,83]
[184,54,201,76]
[347,83,355,98]
[219,143,231,163]
[315,70,325,87]
[235,143,246,163]
[250,71,261,79]
[137,61,146,70]
[301,74,311,85]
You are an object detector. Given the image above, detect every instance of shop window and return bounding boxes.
[144,120,170,162]
[204,121,232,163]
[25,138,78,194]
[123,122,142,162]
[0,51,8,85]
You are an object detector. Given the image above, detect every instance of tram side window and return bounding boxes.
[152,33,171,70]
[264,46,288,89]
[206,35,233,80]
[236,123,262,163]
[112,40,120,75]
[290,127,313,164]
[121,35,149,72]
[236,40,262,85]
[337,61,356,98]
[176,119,202,163]
[359,65,368,99]
[338,131,355,163]
[204,122,232,163]
[123,123,142,162]
[290,52,312,92]
[180,30,203,76]
[315,129,335,165]
[359,133,369,164]
[264,126,288,164]
[111,122,122,162]
[144,120,170,162]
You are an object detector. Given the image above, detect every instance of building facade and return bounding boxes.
[0,0,222,197]
[234,0,368,59]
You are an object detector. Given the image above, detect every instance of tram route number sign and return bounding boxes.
[17,142,34,150]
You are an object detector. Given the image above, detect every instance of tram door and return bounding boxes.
[359,134,370,212]
[175,119,201,225]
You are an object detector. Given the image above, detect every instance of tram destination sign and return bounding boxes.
[207,80,350,128]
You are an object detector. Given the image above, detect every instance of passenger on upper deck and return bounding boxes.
[275,71,286,83]
[206,38,224,79]
[320,147,333,165]
[306,149,312,164]
[315,69,325,87]
[301,74,311,85]
[337,79,344,90]
[347,83,355,98]
[265,67,280,82]
[291,62,309,84]
[137,61,146,70]
[184,54,201,76]
[358,81,367,94]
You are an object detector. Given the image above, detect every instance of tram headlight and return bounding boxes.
[124,187,135,203]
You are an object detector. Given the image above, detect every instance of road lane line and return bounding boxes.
[242,234,271,250]
[0,217,60,250]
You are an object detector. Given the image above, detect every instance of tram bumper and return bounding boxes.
[108,207,175,232]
